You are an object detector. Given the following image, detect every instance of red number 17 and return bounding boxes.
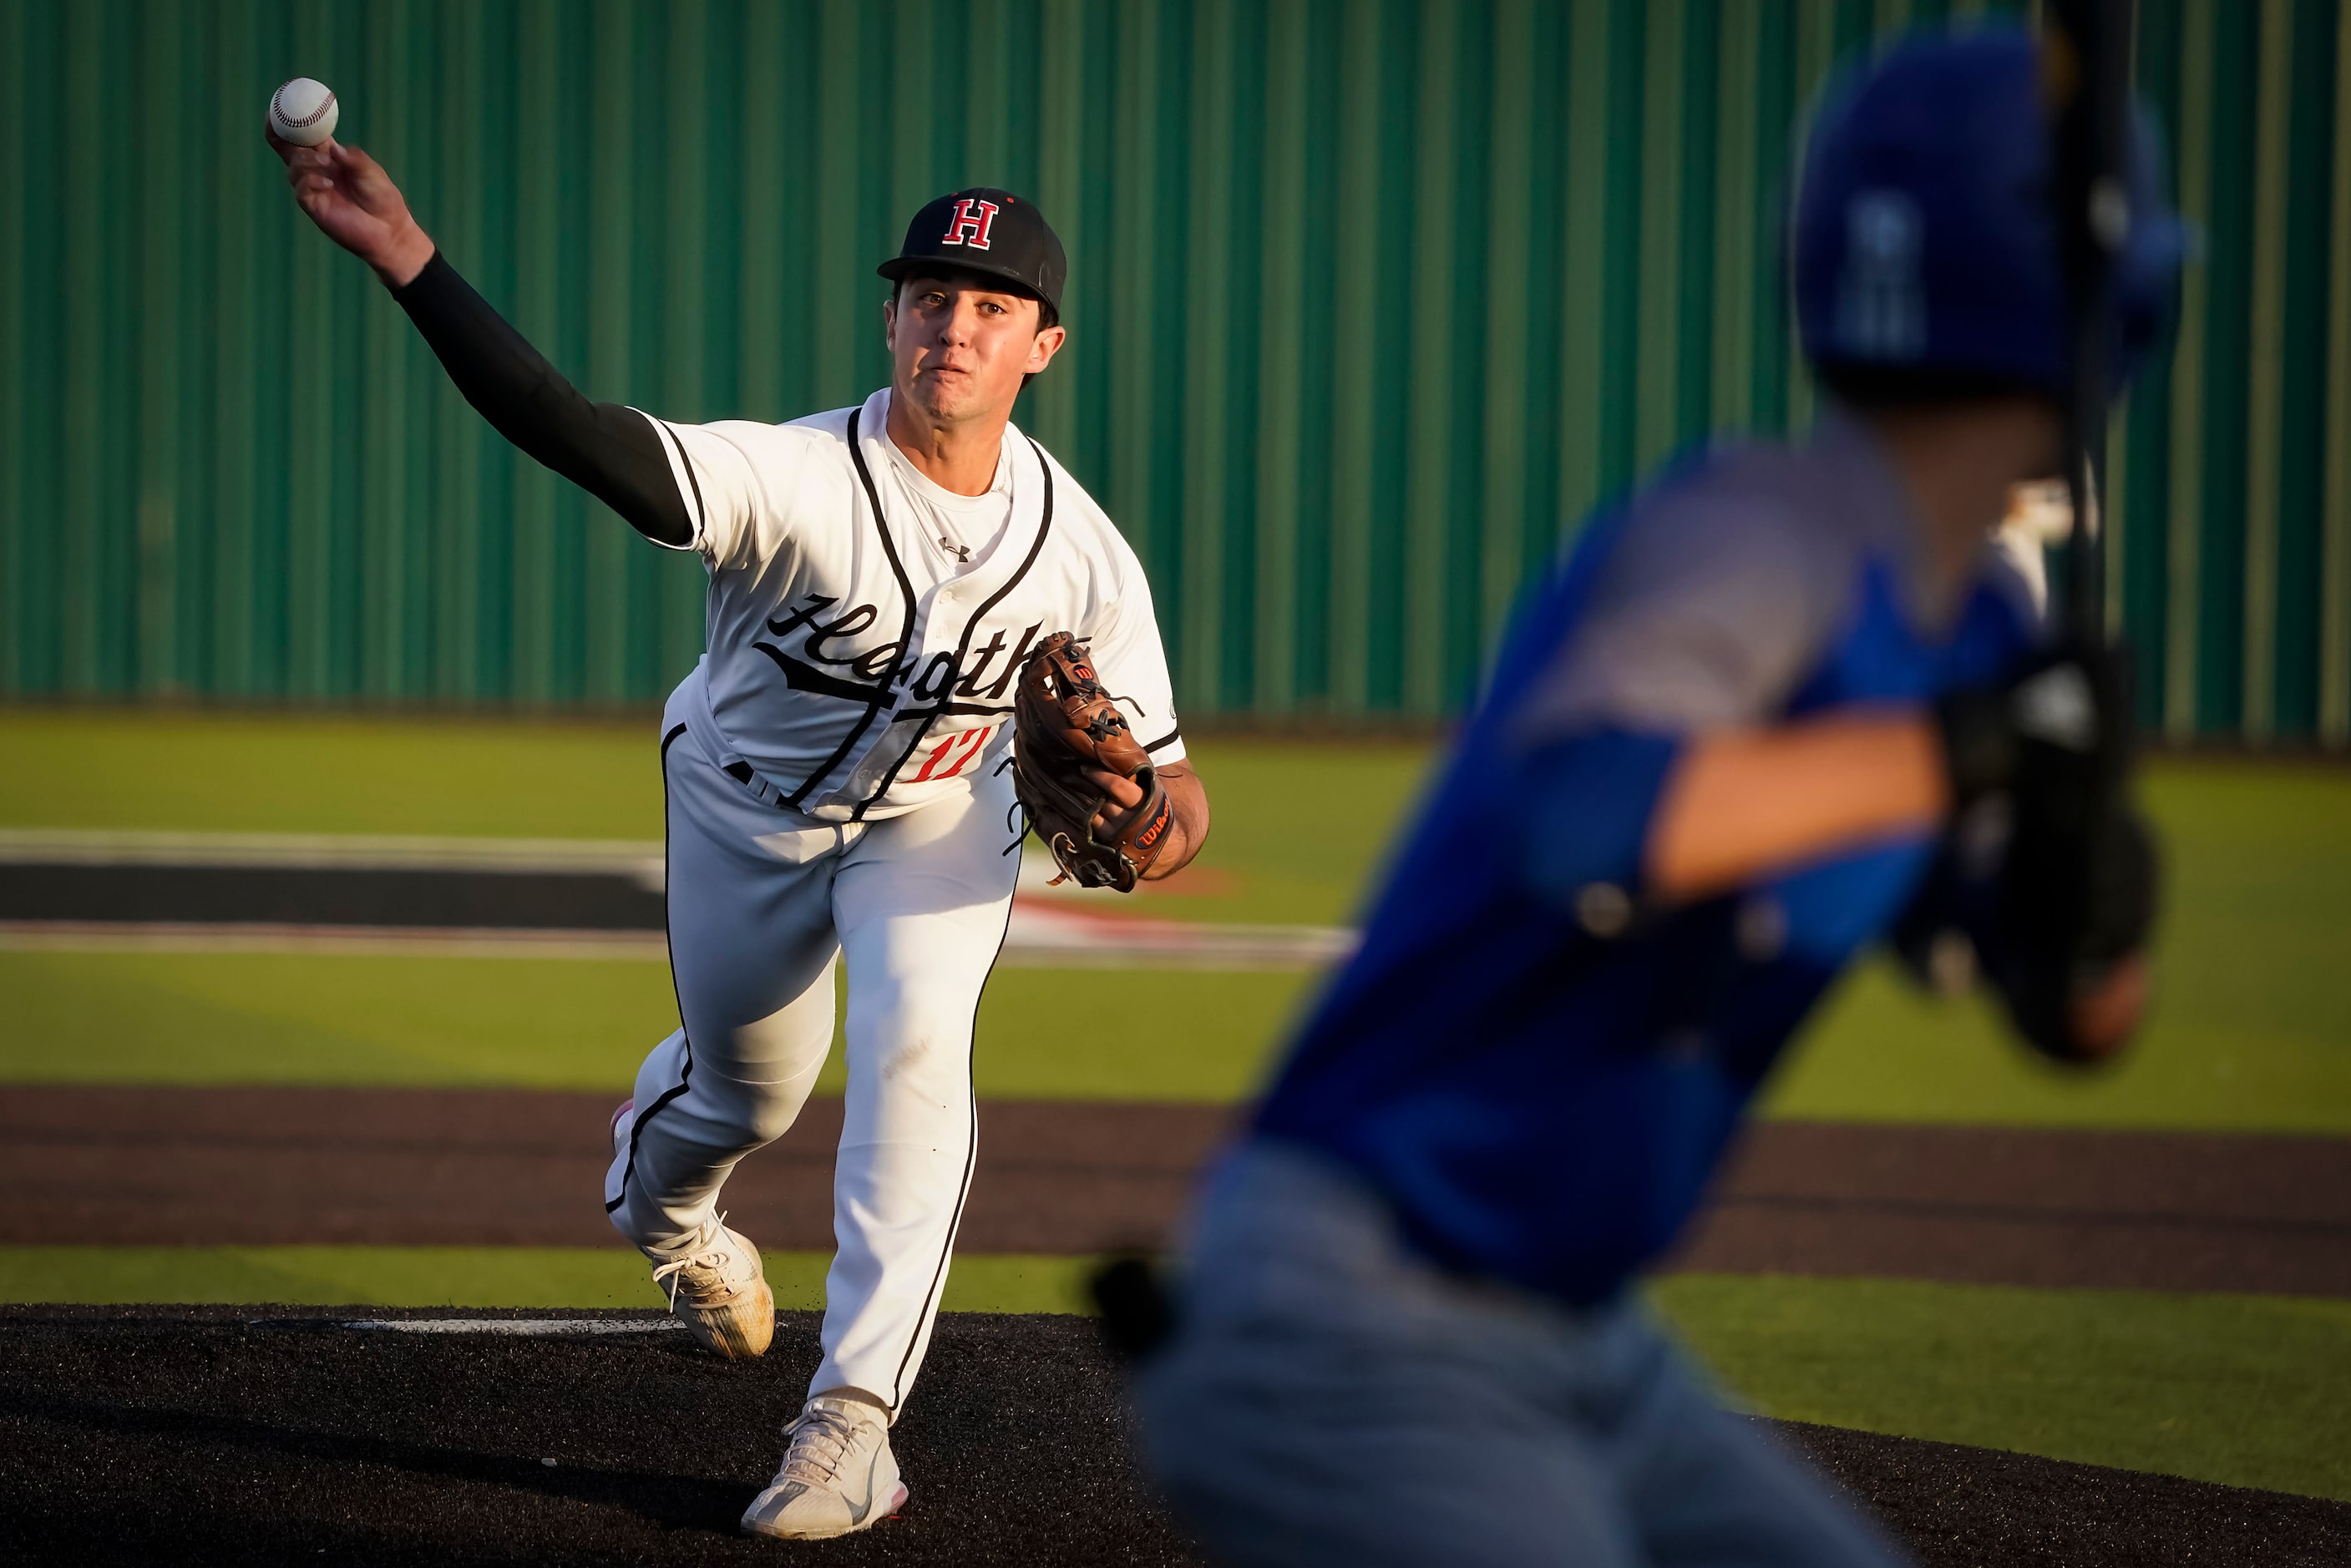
[909,724,996,783]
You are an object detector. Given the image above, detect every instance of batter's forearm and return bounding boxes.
[391,252,692,548]
[1644,711,1946,902]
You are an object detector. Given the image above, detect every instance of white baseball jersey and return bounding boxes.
[642,387,1184,823]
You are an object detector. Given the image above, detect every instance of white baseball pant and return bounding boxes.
[604,693,1020,1416]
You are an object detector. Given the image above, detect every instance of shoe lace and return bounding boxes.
[779,1404,863,1486]
[648,1212,737,1309]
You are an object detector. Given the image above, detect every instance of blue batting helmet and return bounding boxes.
[1792,26,2186,398]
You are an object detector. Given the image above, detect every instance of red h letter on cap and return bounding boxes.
[940,198,1001,250]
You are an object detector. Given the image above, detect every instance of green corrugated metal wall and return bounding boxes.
[4,0,2348,742]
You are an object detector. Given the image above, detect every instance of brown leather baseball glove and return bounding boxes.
[1012,631,1173,893]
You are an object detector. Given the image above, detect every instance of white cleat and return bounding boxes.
[646,1213,775,1359]
[742,1394,908,1540]
[615,1099,774,1359]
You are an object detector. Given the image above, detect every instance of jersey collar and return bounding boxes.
[860,388,1051,601]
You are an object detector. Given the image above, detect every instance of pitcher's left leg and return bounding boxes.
[815,770,1021,1415]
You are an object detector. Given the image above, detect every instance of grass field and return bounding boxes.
[0,949,1317,1101]
[1655,1276,2351,1503]
[3,709,2347,1500]
[8,942,2347,1129]
[0,708,1437,929]
[4,710,2345,1129]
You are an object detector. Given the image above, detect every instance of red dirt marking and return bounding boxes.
[4,1085,2345,1296]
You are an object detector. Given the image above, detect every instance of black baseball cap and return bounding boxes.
[877,188,1067,315]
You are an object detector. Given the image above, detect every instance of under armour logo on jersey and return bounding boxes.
[940,534,971,563]
[940,198,1001,250]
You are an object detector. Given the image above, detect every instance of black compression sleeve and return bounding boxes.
[391,251,692,548]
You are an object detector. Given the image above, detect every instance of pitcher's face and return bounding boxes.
[884,274,1064,425]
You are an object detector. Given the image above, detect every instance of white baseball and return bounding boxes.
[270,78,339,147]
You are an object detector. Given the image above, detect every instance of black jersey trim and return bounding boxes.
[850,436,1057,822]
[652,419,710,548]
[783,405,920,812]
[751,642,891,705]
[1143,726,1182,754]
[884,879,1017,1414]
[609,722,699,1216]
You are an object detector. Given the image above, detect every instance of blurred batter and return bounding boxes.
[1135,29,2181,1568]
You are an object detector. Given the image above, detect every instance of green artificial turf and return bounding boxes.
[0,709,1432,928]
[3,711,2346,1129]
[0,952,676,1090]
[1147,737,1439,927]
[6,923,2341,1127]
[0,1246,1092,1315]
[0,710,665,842]
[0,949,1317,1103]
[1653,1274,2351,1504]
[1762,761,2351,1130]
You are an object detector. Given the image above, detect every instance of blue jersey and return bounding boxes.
[1254,417,2041,1307]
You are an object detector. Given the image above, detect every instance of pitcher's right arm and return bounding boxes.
[267,127,691,548]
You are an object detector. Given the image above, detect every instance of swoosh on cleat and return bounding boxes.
[843,1455,879,1525]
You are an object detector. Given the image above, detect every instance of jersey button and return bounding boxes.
[1735,896,1787,962]
[1574,883,1632,939]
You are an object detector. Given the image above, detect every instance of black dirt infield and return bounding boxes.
[3,1307,2346,1568]
[0,862,666,931]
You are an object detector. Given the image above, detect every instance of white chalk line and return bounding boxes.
[0,908,1358,970]
[340,1318,683,1337]
[0,828,666,878]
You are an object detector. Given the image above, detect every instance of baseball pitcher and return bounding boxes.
[269,135,1209,1540]
[1132,29,2179,1567]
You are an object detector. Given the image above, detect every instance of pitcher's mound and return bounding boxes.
[3,1306,2343,1566]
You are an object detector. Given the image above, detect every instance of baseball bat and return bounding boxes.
[2045,0,2136,645]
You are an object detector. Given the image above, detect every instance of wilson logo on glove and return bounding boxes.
[1011,631,1169,893]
